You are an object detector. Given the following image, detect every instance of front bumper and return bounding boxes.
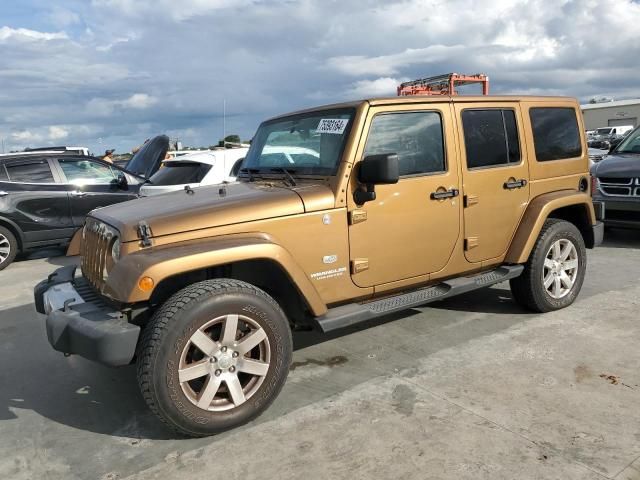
[34,265,140,367]
[592,197,640,229]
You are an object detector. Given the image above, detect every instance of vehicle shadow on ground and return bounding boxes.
[601,228,640,249]
[14,247,70,266]
[0,290,533,444]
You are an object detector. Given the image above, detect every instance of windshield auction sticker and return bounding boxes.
[316,118,349,135]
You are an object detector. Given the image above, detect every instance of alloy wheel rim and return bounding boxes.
[542,239,579,299]
[0,234,10,263]
[178,314,271,412]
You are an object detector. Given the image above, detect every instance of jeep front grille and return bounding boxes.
[598,177,640,197]
[80,218,116,291]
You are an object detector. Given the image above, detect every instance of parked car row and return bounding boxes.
[591,124,640,229]
[587,125,634,150]
[0,135,248,269]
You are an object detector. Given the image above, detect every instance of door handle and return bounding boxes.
[430,188,459,200]
[503,178,528,190]
[0,191,8,197]
[71,191,87,197]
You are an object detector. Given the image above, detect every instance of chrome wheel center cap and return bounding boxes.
[217,353,232,369]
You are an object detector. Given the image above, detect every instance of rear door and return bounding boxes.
[54,157,138,226]
[454,103,530,263]
[1,158,74,243]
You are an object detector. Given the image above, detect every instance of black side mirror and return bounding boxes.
[354,154,399,205]
[609,138,622,153]
[115,173,128,190]
[358,154,399,184]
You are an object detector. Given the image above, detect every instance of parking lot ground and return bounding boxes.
[1,230,640,480]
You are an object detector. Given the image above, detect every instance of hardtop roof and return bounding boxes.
[265,95,579,122]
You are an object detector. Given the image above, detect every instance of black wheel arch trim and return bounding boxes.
[0,215,25,249]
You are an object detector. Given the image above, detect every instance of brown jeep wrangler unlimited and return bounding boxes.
[35,95,603,436]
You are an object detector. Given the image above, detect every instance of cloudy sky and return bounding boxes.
[1,0,639,154]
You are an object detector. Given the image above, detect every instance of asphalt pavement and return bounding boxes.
[1,229,639,480]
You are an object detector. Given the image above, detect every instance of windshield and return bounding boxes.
[614,127,640,154]
[596,128,612,135]
[147,162,212,185]
[241,108,355,176]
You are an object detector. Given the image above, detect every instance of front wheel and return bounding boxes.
[510,219,587,313]
[137,279,292,437]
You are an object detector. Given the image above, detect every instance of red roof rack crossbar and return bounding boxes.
[397,73,489,96]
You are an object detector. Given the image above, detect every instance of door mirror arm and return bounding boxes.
[353,184,376,205]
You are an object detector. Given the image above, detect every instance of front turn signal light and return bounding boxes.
[138,276,155,292]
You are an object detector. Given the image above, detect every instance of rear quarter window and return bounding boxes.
[5,160,55,183]
[529,107,582,161]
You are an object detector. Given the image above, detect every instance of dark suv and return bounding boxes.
[0,153,144,269]
[591,125,640,229]
[0,136,170,269]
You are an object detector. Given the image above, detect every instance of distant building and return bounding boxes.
[581,99,640,131]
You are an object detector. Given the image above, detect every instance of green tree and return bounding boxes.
[218,134,241,147]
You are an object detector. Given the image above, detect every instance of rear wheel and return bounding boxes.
[510,219,586,312]
[137,279,292,437]
[0,226,17,270]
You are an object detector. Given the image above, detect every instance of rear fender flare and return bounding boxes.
[505,191,596,264]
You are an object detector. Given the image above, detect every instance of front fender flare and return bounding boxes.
[505,190,596,264]
[104,233,328,316]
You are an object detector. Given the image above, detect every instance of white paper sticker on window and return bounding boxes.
[316,118,349,135]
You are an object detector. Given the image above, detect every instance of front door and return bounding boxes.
[348,104,461,288]
[55,157,138,226]
[454,104,530,263]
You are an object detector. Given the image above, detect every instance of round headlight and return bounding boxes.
[111,237,121,261]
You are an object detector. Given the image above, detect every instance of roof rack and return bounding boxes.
[24,146,68,152]
[397,73,489,96]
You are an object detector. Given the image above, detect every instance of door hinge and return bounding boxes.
[349,209,367,225]
[464,237,479,250]
[464,194,479,208]
[351,258,369,274]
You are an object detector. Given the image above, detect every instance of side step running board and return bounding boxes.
[315,265,524,333]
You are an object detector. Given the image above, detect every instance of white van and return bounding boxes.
[139,148,248,196]
[595,125,634,138]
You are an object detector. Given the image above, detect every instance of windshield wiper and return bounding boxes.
[270,167,297,187]
[239,167,260,181]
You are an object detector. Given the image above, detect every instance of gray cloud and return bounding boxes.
[1,0,639,153]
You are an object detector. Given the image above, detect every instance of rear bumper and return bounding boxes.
[34,266,140,367]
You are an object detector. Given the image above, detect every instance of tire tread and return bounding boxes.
[136,278,286,437]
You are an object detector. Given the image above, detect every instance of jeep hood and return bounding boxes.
[591,153,640,178]
[92,181,334,242]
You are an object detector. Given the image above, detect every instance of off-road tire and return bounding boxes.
[136,279,292,437]
[510,219,587,313]
[0,226,18,270]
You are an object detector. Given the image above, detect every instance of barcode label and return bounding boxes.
[316,118,349,135]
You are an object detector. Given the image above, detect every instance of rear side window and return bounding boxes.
[6,160,55,183]
[364,111,445,176]
[529,108,582,161]
[0,165,7,181]
[148,162,212,185]
[462,109,521,169]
